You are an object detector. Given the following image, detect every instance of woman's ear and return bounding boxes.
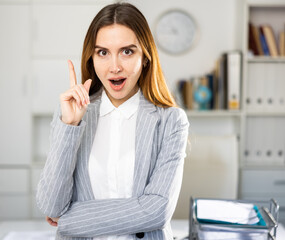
[143,58,148,67]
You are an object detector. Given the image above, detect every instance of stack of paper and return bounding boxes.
[196,199,263,225]
[197,230,268,240]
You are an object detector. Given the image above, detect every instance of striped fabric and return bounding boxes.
[36,89,189,240]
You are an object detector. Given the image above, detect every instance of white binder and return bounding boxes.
[246,118,263,165]
[227,51,241,110]
[247,63,265,112]
[263,117,274,165]
[245,118,256,165]
[251,118,265,165]
[273,118,285,165]
[277,63,285,112]
[264,63,278,112]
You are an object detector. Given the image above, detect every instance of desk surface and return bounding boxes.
[0,219,284,240]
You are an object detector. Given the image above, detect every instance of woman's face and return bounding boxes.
[92,24,144,107]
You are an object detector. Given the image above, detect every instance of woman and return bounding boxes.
[36,2,189,240]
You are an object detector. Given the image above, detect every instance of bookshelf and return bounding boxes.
[186,110,241,117]
[240,0,285,224]
[248,57,285,63]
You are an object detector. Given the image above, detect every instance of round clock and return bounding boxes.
[155,10,198,55]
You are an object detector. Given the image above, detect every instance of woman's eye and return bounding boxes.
[97,50,108,56]
[122,49,133,55]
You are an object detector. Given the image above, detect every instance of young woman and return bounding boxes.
[36,2,189,240]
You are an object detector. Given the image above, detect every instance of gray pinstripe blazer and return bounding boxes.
[36,89,189,240]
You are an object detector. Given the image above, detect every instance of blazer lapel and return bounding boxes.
[79,90,102,200]
[132,92,159,197]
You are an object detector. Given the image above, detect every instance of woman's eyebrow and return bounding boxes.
[94,44,138,50]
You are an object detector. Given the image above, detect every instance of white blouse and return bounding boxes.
[88,89,140,240]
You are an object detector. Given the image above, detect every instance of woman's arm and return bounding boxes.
[36,105,86,218]
[57,108,189,238]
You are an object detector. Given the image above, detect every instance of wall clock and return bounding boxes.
[155,9,198,55]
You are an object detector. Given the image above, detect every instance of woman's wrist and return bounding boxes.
[61,116,81,126]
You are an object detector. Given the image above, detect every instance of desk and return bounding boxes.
[0,220,284,239]
[0,221,56,239]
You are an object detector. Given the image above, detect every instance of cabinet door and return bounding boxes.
[32,59,81,114]
[0,169,30,220]
[32,3,110,57]
[0,5,31,165]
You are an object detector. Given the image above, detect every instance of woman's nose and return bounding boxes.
[109,57,122,74]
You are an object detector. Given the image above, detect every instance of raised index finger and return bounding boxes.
[68,60,77,87]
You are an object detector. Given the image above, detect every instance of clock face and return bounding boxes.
[155,10,197,55]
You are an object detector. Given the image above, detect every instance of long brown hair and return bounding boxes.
[81,2,176,108]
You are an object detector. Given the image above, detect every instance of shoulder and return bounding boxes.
[155,106,189,127]
[139,91,188,125]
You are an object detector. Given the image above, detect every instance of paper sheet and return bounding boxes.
[3,231,55,240]
[196,200,260,225]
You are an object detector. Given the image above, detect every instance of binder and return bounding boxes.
[207,74,215,109]
[280,32,285,56]
[259,27,270,56]
[264,63,278,112]
[247,63,265,112]
[263,117,274,165]
[226,51,242,110]
[277,63,285,112]
[247,118,265,165]
[182,80,193,109]
[253,25,264,56]
[255,118,266,165]
[217,55,226,109]
[262,25,279,57]
[192,77,200,110]
[245,118,256,165]
[245,63,255,111]
[272,118,284,165]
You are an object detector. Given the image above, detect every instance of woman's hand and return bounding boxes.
[46,216,59,227]
[60,60,92,126]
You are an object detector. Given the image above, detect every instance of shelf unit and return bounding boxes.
[240,0,285,224]
[0,0,114,221]
[186,110,241,117]
[185,1,285,225]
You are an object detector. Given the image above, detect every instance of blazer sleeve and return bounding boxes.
[57,107,189,238]
[36,105,87,217]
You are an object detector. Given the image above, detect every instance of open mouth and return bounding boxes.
[109,78,126,86]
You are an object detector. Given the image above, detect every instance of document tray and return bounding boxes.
[189,198,279,240]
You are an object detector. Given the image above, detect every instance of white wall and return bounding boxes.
[124,0,245,92]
